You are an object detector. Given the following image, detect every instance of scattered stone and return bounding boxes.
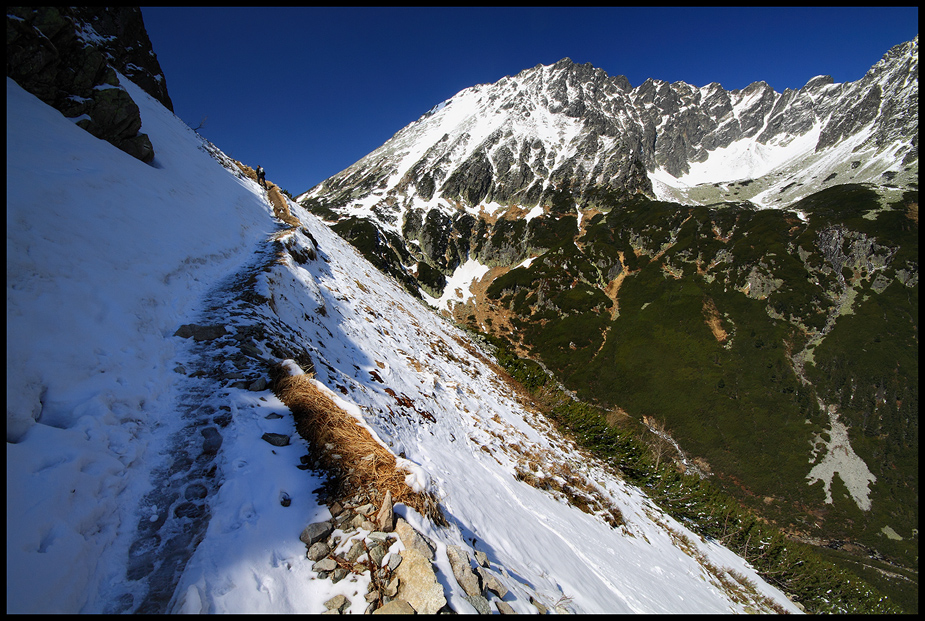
[446,545,481,597]
[265,412,283,420]
[279,491,291,507]
[394,547,447,615]
[387,552,402,572]
[394,518,436,561]
[373,599,415,614]
[331,567,349,583]
[356,503,376,516]
[329,501,344,517]
[360,519,378,532]
[367,531,390,543]
[248,377,267,391]
[384,576,400,598]
[240,342,263,358]
[496,600,516,614]
[261,432,290,447]
[300,521,333,546]
[477,567,508,598]
[365,591,379,603]
[464,593,491,614]
[368,543,386,567]
[350,514,366,529]
[345,539,366,563]
[530,595,548,614]
[313,558,338,573]
[376,490,395,531]
[474,550,489,568]
[174,323,227,341]
[323,594,350,612]
[307,541,330,561]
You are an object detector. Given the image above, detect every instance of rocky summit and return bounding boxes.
[300,37,916,229]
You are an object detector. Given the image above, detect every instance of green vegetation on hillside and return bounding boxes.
[313,184,918,611]
[479,330,903,613]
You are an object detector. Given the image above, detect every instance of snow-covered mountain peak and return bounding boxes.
[301,36,916,224]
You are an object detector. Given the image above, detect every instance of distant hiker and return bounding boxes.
[256,165,266,188]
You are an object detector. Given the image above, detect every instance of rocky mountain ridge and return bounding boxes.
[300,36,917,234]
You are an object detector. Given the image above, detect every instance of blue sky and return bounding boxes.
[141,7,917,196]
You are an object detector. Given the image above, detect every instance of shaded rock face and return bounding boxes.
[6,6,171,163]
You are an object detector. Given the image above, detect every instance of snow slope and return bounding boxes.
[6,75,801,613]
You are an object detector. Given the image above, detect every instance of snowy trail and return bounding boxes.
[105,228,285,612]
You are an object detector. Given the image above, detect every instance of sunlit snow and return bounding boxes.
[7,74,802,614]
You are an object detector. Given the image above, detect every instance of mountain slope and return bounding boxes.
[6,56,807,615]
[294,36,918,611]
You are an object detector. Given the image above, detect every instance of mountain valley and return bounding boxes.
[298,35,919,610]
[6,7,918,614]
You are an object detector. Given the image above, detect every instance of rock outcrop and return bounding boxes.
[6,7,171,163]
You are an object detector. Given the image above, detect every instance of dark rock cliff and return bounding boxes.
[6,6,172,163]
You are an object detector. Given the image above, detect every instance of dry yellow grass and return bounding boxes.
[271,363,444,524]
[266,184,302,228]
[234,161,301,227]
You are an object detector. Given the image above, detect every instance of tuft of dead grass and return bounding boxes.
[270,362,444,524]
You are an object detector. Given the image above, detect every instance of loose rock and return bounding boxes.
[384,576,400,598]
[477,566,508,598]
[447,545,481,597]
[368,543,386,567]
[248,377,267,391]
[331,567,349,583]
[375,490,394,531]
[261,432,290,447]
[373,599,415,614]
[394,518,436,561]
[174,323,227,341]
[313,558,337,573]
[394,547,446,615]
[300,520,333,546]
[496,600,516,614]
[345,539,366,563]
[307,541,330,561]
[464,593,491,614]
[324,594,350,612]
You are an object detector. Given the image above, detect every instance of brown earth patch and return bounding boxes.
[906,201,918,225]
[703,297,728,343]
[602,251,632,320]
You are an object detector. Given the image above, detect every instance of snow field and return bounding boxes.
[7,69,802,613]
